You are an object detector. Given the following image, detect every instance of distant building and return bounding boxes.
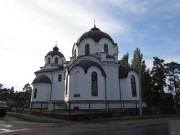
[14,92,31,111]
[31,25,140,109]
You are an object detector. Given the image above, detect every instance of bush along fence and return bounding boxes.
[29,100,145,120]
[10,100,175,120]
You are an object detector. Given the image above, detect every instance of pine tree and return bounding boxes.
[151,57,166,93]
[120,52,129,66]
[0,84,3,89]
[141,69,153,106]
[130,48,153,106]
[131,48,143,73]
[151,57,166,106]
[165,62,180,94]
[23,83,32,93]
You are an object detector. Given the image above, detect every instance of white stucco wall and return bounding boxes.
[73,38,118,58]
[99,39,118,55]
[51,71,65,101]
[120,71,139,100]
[31,84,51,102]
[33,69,65,101]
[103,64,120,100]
[45,55,66,66]
[68,66,106,101]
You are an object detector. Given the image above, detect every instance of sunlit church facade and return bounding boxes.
[31,25,140,109]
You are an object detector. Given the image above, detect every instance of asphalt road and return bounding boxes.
[0,116,180,135]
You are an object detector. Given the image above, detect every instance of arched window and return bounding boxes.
[55,57,58,64]
[48,57,51,64]
[131,75,137,97]
[58,74,62,82]
[34,88,37,98]
[74,49,77,57]
[91,72,98,96]
[104,44,108,55]
[85,44,90,55]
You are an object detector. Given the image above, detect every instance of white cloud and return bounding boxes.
[0,0,125,90]
[107,0,180,16]
[106,0,151,15]
[164,57,180,64]
[1,0,179,91]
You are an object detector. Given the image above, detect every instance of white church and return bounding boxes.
[31,25,140,110]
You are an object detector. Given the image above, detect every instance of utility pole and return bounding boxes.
[138,58,142,116]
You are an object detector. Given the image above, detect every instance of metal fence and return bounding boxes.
[30,100,143,110]
[28,100,145,119]
[9,100,175,120]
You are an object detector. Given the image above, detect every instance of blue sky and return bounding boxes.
[0,0,179,90]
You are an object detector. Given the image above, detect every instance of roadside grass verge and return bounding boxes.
[7,111,64,123]
[7,111,180,123]
[85,114,180,123]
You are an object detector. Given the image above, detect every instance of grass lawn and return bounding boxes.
[7,111,180,123]
[7,111,65,123]
[86,113,180,123]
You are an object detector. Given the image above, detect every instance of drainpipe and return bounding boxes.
[119,66,122,109]
[119,78,122,101]
[105,76,108,111]
[50,72,53,101]
[119,77,123,109]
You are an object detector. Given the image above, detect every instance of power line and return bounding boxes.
[0,36,72,51]
[0,43,72,56]
[0,44,46,53]
[0,36,50,47]
[0,46,45,55]
[0,36,73,58]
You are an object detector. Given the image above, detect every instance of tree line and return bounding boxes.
[0,83,32,102]
[1,49,179,111]
[120,48,180,109]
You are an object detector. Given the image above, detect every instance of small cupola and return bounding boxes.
[45,43,66,67]
[46,45,64,58]
[52,46,59,51]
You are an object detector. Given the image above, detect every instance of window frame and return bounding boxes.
[48,57,51,64]
[74,49,77,57]
[104,44,108,55]
[91,71,98,96]
[58,74,62,82]
[34,88,37,99]
[131,75,137,97]
[85,44,90,55]
[55,57,58,64]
